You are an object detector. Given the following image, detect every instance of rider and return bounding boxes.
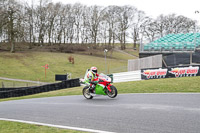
[85,66,99,93]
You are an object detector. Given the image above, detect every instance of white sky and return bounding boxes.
[53,0,200,22]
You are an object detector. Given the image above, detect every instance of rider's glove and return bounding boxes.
[90,81,98,84]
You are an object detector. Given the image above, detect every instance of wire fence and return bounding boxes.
[128,55,162,71]
[0,81,41,88]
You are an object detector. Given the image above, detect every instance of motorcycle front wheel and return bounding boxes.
[82,86,93,99]
[106,85,118,98]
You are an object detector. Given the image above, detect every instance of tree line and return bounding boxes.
[0,0,198,52]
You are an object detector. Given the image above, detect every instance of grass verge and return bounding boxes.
[0,120,85,133]
[116,76,200,93]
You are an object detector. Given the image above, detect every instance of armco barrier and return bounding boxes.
[113,70,141,83]
[0,78,80,99]
[141,65,200,80]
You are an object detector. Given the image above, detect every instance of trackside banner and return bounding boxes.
[141,65,200,80]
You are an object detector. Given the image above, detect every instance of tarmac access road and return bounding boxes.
[0,93,200,133]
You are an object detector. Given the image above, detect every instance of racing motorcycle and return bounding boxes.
[80,73,117,99]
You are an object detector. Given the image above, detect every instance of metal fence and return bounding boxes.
[128,54,162,71]
[1,81,41,88]
[113,70,141,83]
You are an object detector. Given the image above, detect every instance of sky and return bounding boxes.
[51,0,200,22]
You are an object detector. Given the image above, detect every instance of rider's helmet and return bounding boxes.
[90,66,98,75]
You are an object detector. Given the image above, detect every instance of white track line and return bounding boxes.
[120,93,200,95]
[0,118,115,133]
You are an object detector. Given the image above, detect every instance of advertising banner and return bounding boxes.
[168,66,200,78]
[141,65,200,80]
[141,68,168,80]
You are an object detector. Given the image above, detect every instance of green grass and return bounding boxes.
[0,120,85,133]
[0,51,132,82]
[116,76,200,93]
[124,48,139,57]
[113,43,138,49]
[111,50,137,60]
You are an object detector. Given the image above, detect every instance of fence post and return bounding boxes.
[190,52,192,65]
[2,82,4,88]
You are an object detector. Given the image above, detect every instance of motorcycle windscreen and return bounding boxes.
[95,84,107,95]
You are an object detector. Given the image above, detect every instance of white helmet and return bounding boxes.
[90,66,97,75]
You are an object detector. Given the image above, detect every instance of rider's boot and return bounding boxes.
[89,84,95,93]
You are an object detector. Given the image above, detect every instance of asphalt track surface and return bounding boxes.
[0,93,200,133]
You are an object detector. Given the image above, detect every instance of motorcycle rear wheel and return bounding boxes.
[83,86,93,99]
[107,85,118,98]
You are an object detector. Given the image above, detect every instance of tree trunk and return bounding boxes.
[10,12,15,53]
[133,30,137,50]
[10,41,15,53]
[29,27,32,49]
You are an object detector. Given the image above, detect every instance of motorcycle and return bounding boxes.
[80,72,117,99]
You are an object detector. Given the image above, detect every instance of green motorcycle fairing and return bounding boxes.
[95,84,107,95]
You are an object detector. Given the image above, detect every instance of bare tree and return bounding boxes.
[35,0,50,44]
[63,5,75,44]
[154,14,196,38]
[24,0,35,48]
[80,6,90,44]
[45,3,58,45]
[130,10,147,50]
[115,6,136,50]
[1,0,22,52]
[72,3,85,44]
[59,4,71,44]
[103,6,120,47]
[154,14,166,38]
[87,5,105,44]
[142,18,158,42]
